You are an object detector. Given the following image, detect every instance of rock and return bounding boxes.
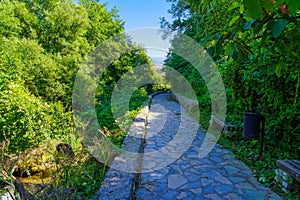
[168,174,188,189]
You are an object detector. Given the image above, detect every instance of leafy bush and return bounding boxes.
[0,0,125,152]
[0,80,74,153]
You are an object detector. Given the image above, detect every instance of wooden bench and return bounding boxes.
[210,115,243,133]
[277,160,300,182]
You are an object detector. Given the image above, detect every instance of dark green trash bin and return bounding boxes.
[243,111,265,157]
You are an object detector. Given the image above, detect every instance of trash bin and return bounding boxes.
[243,111,265,157]
[244,111,262,139]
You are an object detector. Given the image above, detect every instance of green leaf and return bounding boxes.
[229,16,239,27]
[215,33,221,40]
[262,0,274,12]
[228,2,240,11]
[272,19,289,38]
[201,0,210,13]
[229,43,237,58]
[229,31,236,40]
[275,64,282,77]
[225,43,233,55]
[243,0,264,19]
[201,36,210,45]
[285,0,300,14]
[275,61,287,77]
[244,19,256,30]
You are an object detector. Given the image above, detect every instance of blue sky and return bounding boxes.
[73,0,173,64]
[100,1,173,64]
[101,0,172,30]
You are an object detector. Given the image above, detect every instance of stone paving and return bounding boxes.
[135,93,282,200]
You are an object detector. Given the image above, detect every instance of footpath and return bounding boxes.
[97,93,282,200]
[135,94,281,200]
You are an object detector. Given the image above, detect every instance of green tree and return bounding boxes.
[162,0,300,155]
[0,0,154,152]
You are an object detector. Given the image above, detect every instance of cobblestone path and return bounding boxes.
[135,93,281,200]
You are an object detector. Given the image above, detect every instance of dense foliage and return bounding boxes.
[0,0,114,152]
[162,0,299,196]
[0,0,153,151]
[0,0,158,198]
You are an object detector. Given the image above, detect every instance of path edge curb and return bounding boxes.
[94,91,169,200]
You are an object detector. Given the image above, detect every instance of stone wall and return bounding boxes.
[94,106,148,200]
[169,93,199,119]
